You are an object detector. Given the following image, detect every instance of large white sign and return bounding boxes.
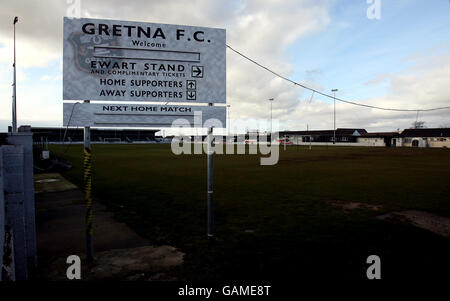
[63,103,226,128]
[63,17,226,103]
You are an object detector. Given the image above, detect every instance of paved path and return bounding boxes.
[34,173,183,280]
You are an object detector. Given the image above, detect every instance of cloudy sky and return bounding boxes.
[0,0,449,134]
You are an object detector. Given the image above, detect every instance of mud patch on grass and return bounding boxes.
[330,200,382,212]
[377,211,450,238]
[34,173,78,193]
[45,245,184,280]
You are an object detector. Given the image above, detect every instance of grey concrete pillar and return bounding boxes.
[7,132,37,273]
[2,145,27,280]
[0,150,4,281]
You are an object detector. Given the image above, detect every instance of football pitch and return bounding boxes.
[50,144,450,281]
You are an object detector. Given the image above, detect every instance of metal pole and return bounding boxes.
[415,111,419,128]
[12,17,18,133]
[270,101,272,135]
[308,124,311,150]
[332,89,338,144]
[269,98,274,142]
[207,125,214,238]
[83,100,94,261]
[333,96,336,144]
[227,105,231,137]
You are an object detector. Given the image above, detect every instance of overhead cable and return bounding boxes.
[226,44,450,112]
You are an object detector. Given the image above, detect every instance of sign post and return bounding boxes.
[207,105,214,237]
[207,126,214,237]
[83,100,94,262]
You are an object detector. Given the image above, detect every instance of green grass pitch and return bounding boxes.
[50,144,450,281]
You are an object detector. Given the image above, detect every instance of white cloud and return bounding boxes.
[0,0,333,132]
[290,51,450,132]
[40,75,51,81]
[40,74,62,81]
[0,0,448,133]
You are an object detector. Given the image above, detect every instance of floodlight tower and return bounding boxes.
[12,16,18,132]
[331,89,338,144]
[269,98,274,141]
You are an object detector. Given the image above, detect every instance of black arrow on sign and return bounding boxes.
[193,66,202,77]
[188,92,195,98]
[188,81,195,89]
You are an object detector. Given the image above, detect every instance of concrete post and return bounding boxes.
[2,145,27,280]
[0,150,4,281]
[7,131,37,272]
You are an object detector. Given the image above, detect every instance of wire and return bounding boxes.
[61,102,79,142]
[59,102,80,157]
[226,44,450,112]
[34,103,79,171]
[308,91,315,104]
